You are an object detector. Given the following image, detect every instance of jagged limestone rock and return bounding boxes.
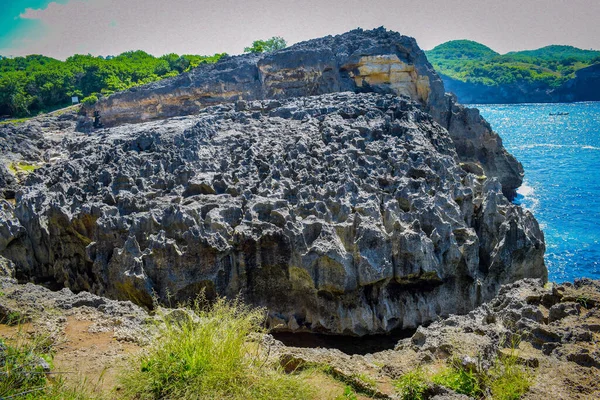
[86,28,523,198]
[2,93,546,335]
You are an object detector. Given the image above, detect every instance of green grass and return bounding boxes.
[354,373,377,390]
[118,296,314,400]
[394,347,531,400]
[432,361,482,397]
[487,349,531,400]
[0,336,50,398]
[394,367,428,400]
[335,385,358,400]
[2,311,25,326]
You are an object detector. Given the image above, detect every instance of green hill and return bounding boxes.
[425,41,600,89]
[507,45,600,62]
[426,40,499,61]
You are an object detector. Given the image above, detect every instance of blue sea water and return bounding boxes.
[475,102,600,282]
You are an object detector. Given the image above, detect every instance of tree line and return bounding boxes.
[0,36,287,118]
[0,51,225,117]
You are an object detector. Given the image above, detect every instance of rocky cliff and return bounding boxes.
[440,75,553,104]
[87,28,524,199]
[552,63,600,102]
[1,91,545,335]
[432,64,600,105]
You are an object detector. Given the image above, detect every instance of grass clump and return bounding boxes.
[394,367,428,400]
[0,335,50,398]
[432,360,482,397]
[335,385,358,400]
[430,353,530,399]
[487,350,531,400]
[119,296,313,400]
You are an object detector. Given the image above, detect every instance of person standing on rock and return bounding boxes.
[93,110,103,129]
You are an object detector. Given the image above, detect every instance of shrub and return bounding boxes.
[244,37,287,53]
[81,95,98,106]
[119,296,313,400]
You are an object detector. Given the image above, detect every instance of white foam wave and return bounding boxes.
[516,183,540,212]
[517,183,535,196]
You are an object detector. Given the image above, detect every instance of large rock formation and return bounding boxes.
[87,28,524,199]
[552,63,600,102]
[1,92,546,335]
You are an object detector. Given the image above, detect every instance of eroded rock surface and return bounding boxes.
[87,28,523,198]
[0,110,78,199]
[1,92,545,335]
[271,279,600,399]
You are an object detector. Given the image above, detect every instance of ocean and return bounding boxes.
[475,102,600,282]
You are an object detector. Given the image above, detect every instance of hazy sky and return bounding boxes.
[1,0,599,59]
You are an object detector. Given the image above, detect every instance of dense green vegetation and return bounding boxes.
[0,35,291,119]
[0,51,225,118]
[426,40,600,88]
[120,297,312,400]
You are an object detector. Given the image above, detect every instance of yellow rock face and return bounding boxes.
[348,55,430,103]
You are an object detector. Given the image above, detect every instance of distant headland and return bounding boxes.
[426,40,600,103]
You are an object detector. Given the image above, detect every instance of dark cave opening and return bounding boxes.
[271,327,417,356]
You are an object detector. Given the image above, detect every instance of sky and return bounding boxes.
[1,0,599,60]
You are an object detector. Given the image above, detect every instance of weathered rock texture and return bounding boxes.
[271,279,600,399]
[0,111,78,199]
[1,92,546,335]
[87,28,524,198]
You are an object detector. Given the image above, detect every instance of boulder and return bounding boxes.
[2,92,546,335]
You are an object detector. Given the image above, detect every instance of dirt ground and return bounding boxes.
[0,316,141,397]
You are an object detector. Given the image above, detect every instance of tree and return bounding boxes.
[244,37,287,54]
